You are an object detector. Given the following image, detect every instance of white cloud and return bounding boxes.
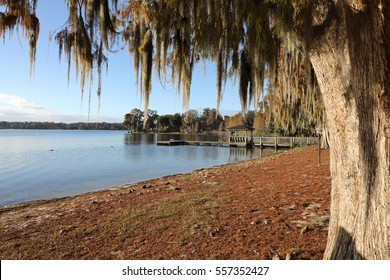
[0,93,45,110]
[0,93,122,123]
[0,92,62,122]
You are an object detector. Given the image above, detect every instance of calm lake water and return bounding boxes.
[0,130,277,206]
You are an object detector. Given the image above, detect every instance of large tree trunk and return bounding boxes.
[308,0,390,259]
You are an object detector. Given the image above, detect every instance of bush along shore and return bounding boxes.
[0,146,330,260]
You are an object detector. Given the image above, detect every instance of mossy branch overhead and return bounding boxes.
[0,0,39,76]
[119,0,323,130]
[1,0,324,131]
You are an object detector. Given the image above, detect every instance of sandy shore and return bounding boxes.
[0,146,330,259]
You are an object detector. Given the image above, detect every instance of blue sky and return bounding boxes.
[0,1,243,123]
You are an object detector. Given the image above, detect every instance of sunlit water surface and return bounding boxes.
[0,130,277,206]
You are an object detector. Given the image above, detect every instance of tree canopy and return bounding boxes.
[123,107,223,133]
[0,0,323,132]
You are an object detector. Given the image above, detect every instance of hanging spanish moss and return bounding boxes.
[1,0,324,131]
[125,0,321,132]
[52,0,115,112]
[239,50,251,115]
[139,29,153,126]
[0,0,39,76]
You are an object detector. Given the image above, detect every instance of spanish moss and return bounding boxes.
[1,0,324,131]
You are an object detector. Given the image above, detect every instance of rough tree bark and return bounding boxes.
[308,0,390,259]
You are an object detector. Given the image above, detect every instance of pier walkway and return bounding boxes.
[156,136,318,148]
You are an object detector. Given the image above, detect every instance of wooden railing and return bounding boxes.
[229,136,248,144]
[252,136,318,148]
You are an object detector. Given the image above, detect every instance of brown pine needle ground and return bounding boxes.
[0,146,330,260]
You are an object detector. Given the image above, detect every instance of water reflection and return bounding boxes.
[179,146,221,161]
[125,133,228,144]
[124,133,282,164]
[124,133,157,145]
[156,133,223,142]
[228,147,255,162]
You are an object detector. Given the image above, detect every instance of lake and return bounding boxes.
[0,130,277,206]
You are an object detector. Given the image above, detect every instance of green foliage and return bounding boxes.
[243,110,255,127]
[124,108,144,132]
[124,107,223,133]
[200,108,224,132]
[157,113,182,132]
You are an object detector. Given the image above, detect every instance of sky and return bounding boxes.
[0,1,244,123]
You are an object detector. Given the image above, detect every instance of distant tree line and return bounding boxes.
[123,106,317,136]
[0,121,126,130]
[0,109,316,135]
[124,108,224,134]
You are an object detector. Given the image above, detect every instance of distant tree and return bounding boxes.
[123,113,134,132]
[182,109,199,134]
[123,108,144,132]
[200,108,223,132]
[169,113,182,131]
[157,115,171,132]
[194,121,199,134]
[243,110,255,128]
[144,110,159,132]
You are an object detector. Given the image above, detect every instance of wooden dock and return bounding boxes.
[156,140,188,146]
[156,140,228,147]
[157,137,318,148]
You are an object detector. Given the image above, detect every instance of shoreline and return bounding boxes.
[0,155,277,211]
[0,146,282,209]
[1,129,279,207]
[0,146,331,260]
